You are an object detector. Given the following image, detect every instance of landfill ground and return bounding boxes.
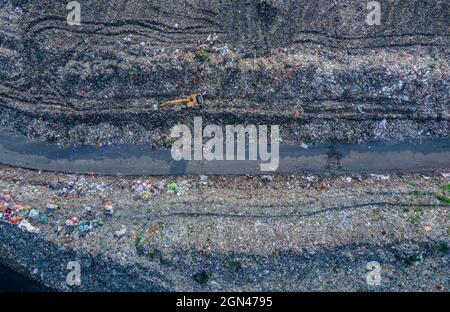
[0,0,449,293]
[1,1,449,147]
[0,166,449,291]
[2,44,448,148]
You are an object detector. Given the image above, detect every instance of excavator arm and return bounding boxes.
[160,94,205,109]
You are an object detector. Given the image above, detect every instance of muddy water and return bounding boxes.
[0,265,48,292]
[0,129,449,175]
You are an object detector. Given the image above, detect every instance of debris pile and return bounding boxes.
[0,194,24,225]
[131,180,161,201]
[0,194,41,234]
[114,227,127,239]
[167,180,191,196]
[103,199,114,216]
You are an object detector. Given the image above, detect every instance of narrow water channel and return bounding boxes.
[0,265,48,292]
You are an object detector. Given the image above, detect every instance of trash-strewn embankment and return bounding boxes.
[0,1,448,147]
[1,166,449,291]
[0,45,448,147]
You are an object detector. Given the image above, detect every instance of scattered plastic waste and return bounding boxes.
[46,203,58,212]
[55,225,63,234]
[306,176,315,188]
[103,199,114,216]
[78,220,93,236]
[65,216,79,227]
[29,209,40,219]
[142,192,152,201]
[24,193,103,237]
[1,194,25,225]
[343,177,352,183]
[114,227,127,239]
[132,180,161,200]
[169,182,179,192]
[1,194,42,233]
[214,45,230,56]
[77,219,104,237]
[18,220,40,234]
[261,175,273,182]
[370,174,390,181]
[93,219,104,228]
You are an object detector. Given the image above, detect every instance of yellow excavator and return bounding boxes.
[159,94,205,109]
